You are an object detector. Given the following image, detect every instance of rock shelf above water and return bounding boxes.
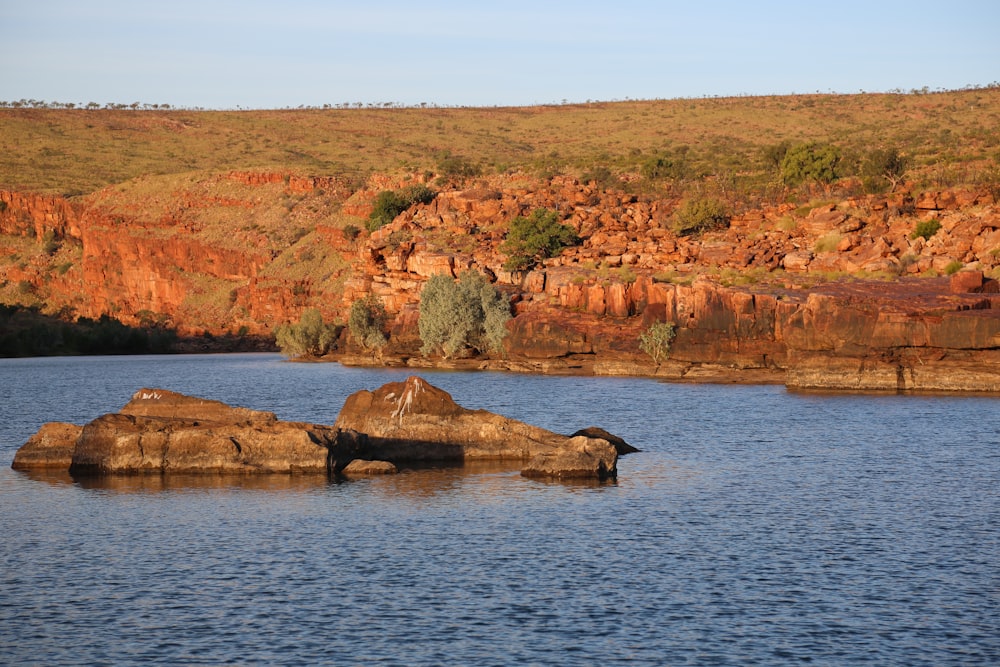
[12,377,635,481]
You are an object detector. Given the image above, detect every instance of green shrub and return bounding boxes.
[814,232,842,253]
[580,165,615,189]
[348,294,388,352]
[762,140,792,171]
[418,271,511,358]
[860,146,908,193]
[640,153,688,181]
[368,191,405,232]
[500,209,580,271]
[780,142,841,185]
[404,183,436,205]
[911,218,942,240]
[436,153,481,179]
[367,184,436,232]
[616,266,638,283]
[944,260,964,275]
[385,228,413,252]
[342,224,361,241]
[974,165,1000,202]
[639,321,676,364]
[673,197,730,236]
[274,308,339,357]
[41,230,60,255]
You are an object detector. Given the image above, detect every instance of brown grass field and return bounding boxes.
[2,89,998,197]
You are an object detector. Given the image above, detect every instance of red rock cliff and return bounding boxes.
[2,171,999,391]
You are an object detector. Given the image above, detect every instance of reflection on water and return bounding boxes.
[15,459,616,496]
[73,471,339,493]
[1,354,998,666]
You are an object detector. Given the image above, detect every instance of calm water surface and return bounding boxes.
[0,354,997,665]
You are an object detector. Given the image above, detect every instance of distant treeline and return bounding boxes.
[3,82,998,112]
[0,305,177,357]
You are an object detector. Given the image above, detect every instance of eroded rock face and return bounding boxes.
[13,379,634,481]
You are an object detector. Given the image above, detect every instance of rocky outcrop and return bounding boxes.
[0,190,82,240]
[335,376,631,479]
[3,167,1000,391]
[10,388,359,474]
[331,176,1000,391]
[1,172,360,337]
[13,379,634,481]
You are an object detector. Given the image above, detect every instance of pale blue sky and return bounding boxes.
[2,0,997,108]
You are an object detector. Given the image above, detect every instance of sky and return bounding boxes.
[2,0,998,109]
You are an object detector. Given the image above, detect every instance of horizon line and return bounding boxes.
[3,83,999,113]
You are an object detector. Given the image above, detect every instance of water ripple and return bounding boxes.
[1,355,998,665]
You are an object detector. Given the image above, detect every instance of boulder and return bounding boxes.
[521,436,619,480]
[69,413,340,474]
[13,388,351,475]
[334,376,632,479]
[781,251,813,271]
[13,379,634,481]
[950,270,983,293]
[341,459,398,475]
[120,388,276,423]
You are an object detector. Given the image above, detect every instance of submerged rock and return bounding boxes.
[12,378,635,481]
[341,459,398,475]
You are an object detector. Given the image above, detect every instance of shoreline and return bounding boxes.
[328,352,1000,396]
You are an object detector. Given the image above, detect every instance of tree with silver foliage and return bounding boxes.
[418,271,511,358]
[348,294,388,353]
[639,321,676,364]
[274,308,339,358]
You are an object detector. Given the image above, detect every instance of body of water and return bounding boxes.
[1,354,997,665]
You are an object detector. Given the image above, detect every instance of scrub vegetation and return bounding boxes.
[500,209,581,271]
[348,294,389,353]
[274,308,339,357]
[2,88,998,204]
[418,272,511,358]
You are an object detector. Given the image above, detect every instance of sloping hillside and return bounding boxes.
[1,90,999,389]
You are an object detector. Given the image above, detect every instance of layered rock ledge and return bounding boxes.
[12,378,634,481]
